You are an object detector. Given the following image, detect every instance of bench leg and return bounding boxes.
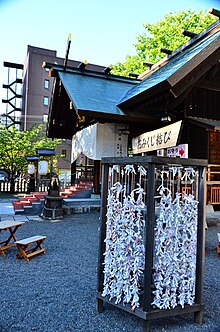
[16,244,29,262]
[32,240,46,254]
[0,247,6,257]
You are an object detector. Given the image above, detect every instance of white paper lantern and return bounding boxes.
[28,164,35,174]
[38,160,48,175]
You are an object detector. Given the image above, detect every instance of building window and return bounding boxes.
[43,96,49,106]
[44,79,49,89]
[42,114,48,123]
[62,149,67,158]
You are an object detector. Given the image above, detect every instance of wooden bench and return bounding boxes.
[15,235,47,262]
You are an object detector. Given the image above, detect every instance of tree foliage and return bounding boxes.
[0,124,61,178]
[112,9,217,77]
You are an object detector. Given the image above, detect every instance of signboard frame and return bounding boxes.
[132,121,182,154]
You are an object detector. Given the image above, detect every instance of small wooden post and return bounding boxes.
[194,165,206,324]
[71,161,76,185]
[143,162,156,313]
[143,320,151,332]
[93,160,101,195]
[96,162,108,312]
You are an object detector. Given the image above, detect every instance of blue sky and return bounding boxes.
[0,0,219,109]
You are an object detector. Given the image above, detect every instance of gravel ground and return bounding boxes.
[0,212,219,332]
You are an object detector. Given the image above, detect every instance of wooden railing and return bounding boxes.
[0,179,27,193]
[207,164,220,204]
[210,187,220,204]
[0,178,48,194]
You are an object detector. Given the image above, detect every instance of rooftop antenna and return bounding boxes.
[64,33,72,71]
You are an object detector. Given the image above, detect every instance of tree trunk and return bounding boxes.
[10,177,15,193]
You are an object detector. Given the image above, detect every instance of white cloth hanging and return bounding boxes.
[71,123,128,161]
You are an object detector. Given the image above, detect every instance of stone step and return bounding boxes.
[11,182,94,215]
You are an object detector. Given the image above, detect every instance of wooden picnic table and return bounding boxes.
[0,220,25,256]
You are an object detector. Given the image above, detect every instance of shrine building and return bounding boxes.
[46,12,220,204]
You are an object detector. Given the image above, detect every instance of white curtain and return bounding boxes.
[72,123,128,162]
[72,125,97,161]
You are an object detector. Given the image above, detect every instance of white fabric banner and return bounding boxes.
[72,123,128,162]
[72,125,97,161]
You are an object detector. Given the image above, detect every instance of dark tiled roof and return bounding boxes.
[118,29,220,107]
[58,70,137,116]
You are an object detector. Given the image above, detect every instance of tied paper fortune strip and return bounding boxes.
[102,165,146,311]
[152,167,198,310]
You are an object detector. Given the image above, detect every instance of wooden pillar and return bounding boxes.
[143,162,156,313]
[96,161,108,312]
[194,165,206,325]
[93,160,101,194]
[35,160,39,192]
[85,156,88,179]
[71,161,76,185]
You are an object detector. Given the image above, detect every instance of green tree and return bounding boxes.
[0,124,61,192]
[113,9,217,77]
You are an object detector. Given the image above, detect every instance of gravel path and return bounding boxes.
[0,212,219,332]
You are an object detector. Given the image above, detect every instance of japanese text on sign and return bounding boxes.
[132,121,182,154]
[167,144,188,158]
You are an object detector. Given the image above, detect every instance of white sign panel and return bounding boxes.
[132,121,182,154]
[167,144,188,158]
[157,149,165,157]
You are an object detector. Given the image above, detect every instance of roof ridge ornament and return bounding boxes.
[128,72,139,79]
[159,48,173,55]
[143,62,154,69]
[102,66,112,74]
[208,7,220,18]
[77,60,88,70]
[64,33,72,71]
[182,30,198,39]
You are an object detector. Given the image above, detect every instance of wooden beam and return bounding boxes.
[159,48,173,55]
[169,35,220,97]
[143,62,154,69]
[182,30,198,38]
[208,7,220,18]
[129,72,139,78]
[195,79,220,91]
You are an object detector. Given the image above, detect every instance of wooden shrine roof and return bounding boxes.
[118,20,220,109]
[46,65,140,139]
[47,19,220,139]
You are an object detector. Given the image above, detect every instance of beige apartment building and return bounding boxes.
[2,45,109,184]
[21,45,77,177]
[21,45,108,182]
